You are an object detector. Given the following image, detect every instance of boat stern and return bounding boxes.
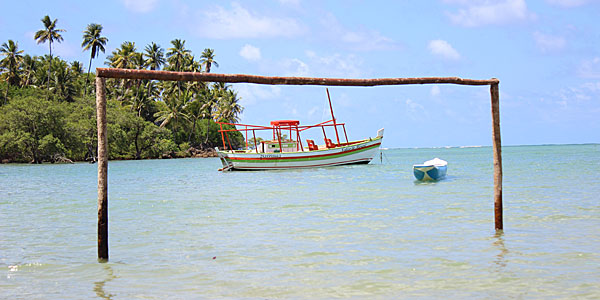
[413,164,447,181]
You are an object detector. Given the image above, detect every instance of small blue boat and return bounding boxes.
[413,158,448,181]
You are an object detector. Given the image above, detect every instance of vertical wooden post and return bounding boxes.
[96,77,109,261]
[490,82,503,230]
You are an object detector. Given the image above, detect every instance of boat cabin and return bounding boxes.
[261,140,299,153]
[260,120,301,153]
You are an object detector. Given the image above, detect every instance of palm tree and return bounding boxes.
[106,41,137,69]
[0,40,24,86]
[214,90,243,123]
[34,15,65,91]
[54,60,76,102]
[160,80,179,99]
[144,42,165,71]
[201,88,219,145]
[81,23,108,97]
[131,52,147,111]
[166,39,191,72]
[212,81,230,92]
[185,87,210,144]
[154,93,189,130]
[70,61,84,75]
[33,55,53,89]
[106,41,137,100]
[144,42,165,102]
[20,54,38,87]
[139,80,161,120]
[1,40,24,103]
[187,55,202,72]
[166,39,191,102]
[145,80,161,101]
[200,48,218,73]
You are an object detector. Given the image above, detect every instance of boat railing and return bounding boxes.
[216,119,350,153]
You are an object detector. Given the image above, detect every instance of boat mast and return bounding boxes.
[326,88,341,145]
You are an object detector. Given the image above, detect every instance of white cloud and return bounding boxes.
[340,30,396,51]
[235,84,282,107]
[193,2,306,39]
[533,31,566,53]
[121,0,159,13]
[308,53,362,78]
[319,13,400,51]
[445,0,535,27]
[546,0,593,7]
[428,39,461,60]
[274,51,364,78]
[441,0,473,3]
[581,81,600,93]
[239,44,262,61]
[531,81,600,126]
[277,0,301,5]
[281,58,310,77]
[554,81,600,108]
[405,99,427,119]
[578,57,600,79]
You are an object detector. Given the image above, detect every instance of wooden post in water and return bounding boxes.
[490,82,503,230]
[96,77,109,261]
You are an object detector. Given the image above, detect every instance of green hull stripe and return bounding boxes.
[225,142,380,164]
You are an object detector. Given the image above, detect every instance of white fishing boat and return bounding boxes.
[413,158,448,181]
[216,90,383,171]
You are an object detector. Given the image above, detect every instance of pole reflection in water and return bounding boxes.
[94,264,117,300]
[493,231,508,269]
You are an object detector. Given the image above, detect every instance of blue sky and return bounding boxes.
[1,0,599,147]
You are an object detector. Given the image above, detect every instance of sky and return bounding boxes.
[1,0,599,148]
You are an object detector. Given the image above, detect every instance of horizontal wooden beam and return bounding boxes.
[96,68,499,86]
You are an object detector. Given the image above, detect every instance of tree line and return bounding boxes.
[0,15,244,163]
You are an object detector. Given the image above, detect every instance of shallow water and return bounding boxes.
[1,144,599,299]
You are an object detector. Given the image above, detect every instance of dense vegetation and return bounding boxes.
[0,16,244,163]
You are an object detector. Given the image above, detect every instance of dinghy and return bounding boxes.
[413,158,447,181]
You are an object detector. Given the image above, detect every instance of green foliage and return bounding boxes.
[8,84,49,99]
[141,124,178,158]
[247,136,264,149]
[1,40,24,86]
[65,97,97,161]
[0,18,245,163]
[177,142,191,157]
[0,131,26,162]
[105,100,180,160]
[38,133,67,162]
[0,96,68,163]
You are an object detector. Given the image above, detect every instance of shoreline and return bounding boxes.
[0,148,219,165]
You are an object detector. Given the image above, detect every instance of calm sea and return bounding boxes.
[1,144,599,299]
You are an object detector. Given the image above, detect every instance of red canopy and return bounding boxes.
[270,120,299,126]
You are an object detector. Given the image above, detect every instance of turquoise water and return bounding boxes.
[1,144,599,299]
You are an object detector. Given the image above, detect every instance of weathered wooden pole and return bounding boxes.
[490,82,503,230]
[96,77,109,261]
[96,68,499,86]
